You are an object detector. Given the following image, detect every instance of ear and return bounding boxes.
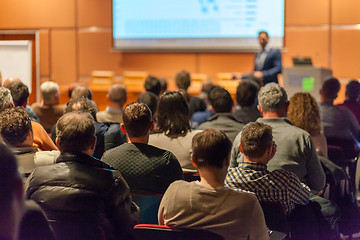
[11,102,15,108]
[238,143,244,153]
[209,105,216,114]
[191,153,197,168]
[55,137,61,151]
[224,153,230,168]
[150,120,154,132]
[120,123,127,134]
[90,136,97,150]
[257,105,263,116]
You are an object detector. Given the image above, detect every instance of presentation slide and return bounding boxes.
[113,0,284,51]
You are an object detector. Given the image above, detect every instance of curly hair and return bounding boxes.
[287,92,321,135]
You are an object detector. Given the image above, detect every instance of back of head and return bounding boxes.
[9,82,29,107]
[321,77,340,100]
[71,85,93,100]
[123,102,152,138]
[108,84,127,106]
[288,92,321,135]
[65,97,98,121]
[3,77,21,89]
[137,91,158,116]
[241,122,273,159]
[56,112,95,153]
[144,75,161,96]
[209,86,233,113]
[236,80,259,107]
[175,70,191,91]
[156,91,191,136]
[192,129,232,169]
[40,81,59,103]
[0,87,14,113]
[346,80,360,101]
[159,78,168,95]
[258,83,288,113]
[0,107,32,147]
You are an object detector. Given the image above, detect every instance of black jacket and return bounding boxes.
[26,152,139,240]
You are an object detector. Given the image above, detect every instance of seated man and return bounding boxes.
[158,129,269,240]
[101,102,183,194]
[226,122,311,215]
[232,80,261,124]
[26,111,139,240]
[137,91,158,122]
[31,81,65,132]
[231,83,325,193]
[337,80,360,124]
[0,143,24,240]
[198,86,244,142]
[96,84,127,123]
[144,75,161,96]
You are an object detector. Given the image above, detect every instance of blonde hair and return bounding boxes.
[287,92,321,135]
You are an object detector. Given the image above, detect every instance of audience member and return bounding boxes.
[226,122,311,215]
[198,86,244,142]
[159,77,168,95]
[96,84,127,123]
[137,91,158,121]
[102,102,183,194]
[31,81,65,132]
[175,70,206,117]
[231,83,325,192]
[144,75,161,96]
[71,84,93,100]
[233,80,261,124]
[288,92,328,158]
[319,77,360,142]
[191,84,216,128]
[0,143,24,240]
[26,112,139,240]
[337,80,360,124]
[149,91,202,170]
[8,81,39,123]
[158,129,269,240]
[0,87,57,151]
[2,76,21,88]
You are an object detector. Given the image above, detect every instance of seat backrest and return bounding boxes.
[131,192,163,224]
[133,224,225,240]
[259,201,289,233]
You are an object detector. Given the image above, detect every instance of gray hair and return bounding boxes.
[258,83,288,113]
[40,81,59,102]
[0,87,13,113]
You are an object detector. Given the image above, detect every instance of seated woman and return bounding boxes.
[148,91,202,171]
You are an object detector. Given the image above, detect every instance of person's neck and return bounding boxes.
[262,112,285,119]
[198,167,226,188]
[320,95,334,104]
[243,156,267,165]
[108,102,123,110]
[127,135,149,144]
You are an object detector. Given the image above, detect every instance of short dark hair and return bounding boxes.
[258,31,269,38]
[155,91,191,136]
[56,112,95,153]
[321,77,340,100]
[241,122,273,158]
[109,84,127,105]
[0,143,19,204]
[65,97,97,121]
[236,80,259,107]
[209,86,233,113]
[123,102,152,138]
[346,80,360,101]
[71,85,93,100]
[192,129,232,169]
[9,82,29,107]
[144,75,161,96]
[137,91,158,116]
[0,107,32,146]
[175,70,191,90]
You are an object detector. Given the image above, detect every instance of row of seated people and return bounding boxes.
[1,73,360,239]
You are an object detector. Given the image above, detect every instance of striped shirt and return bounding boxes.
[225,162,311,215]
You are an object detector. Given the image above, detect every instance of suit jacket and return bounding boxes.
[254,48,282,85]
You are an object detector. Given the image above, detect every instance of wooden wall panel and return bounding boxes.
[285,0,329,25]
[77,0,112,27]
[39,29,50,76]
[0,0,75,28]
[198,53,254,77]
[51,30,77,85]
[121,53,197,78]
[331,29,360,78]
[78,31,122,76]
[331,1,360,24]
[283,28,330,68]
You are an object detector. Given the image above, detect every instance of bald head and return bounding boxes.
[108,84,127,107]
[71,85,93,100]
[3,77,21,89]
